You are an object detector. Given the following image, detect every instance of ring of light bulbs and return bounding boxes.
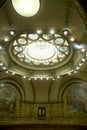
[9,33,71,70]
[0,29,87,80]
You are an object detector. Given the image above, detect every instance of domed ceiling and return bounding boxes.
[0,0,87,80]
[0,0,87,126]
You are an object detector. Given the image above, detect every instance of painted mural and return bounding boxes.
[67,84,87,114]
[0,83,17,113]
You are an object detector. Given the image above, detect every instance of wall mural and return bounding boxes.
[67,84,87,114]
[0,83,17,113]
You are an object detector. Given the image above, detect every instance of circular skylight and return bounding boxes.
[24,41,57,60]
[9,33,72,70]
[12,0,40,17]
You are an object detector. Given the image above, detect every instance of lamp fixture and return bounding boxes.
[4,36,9,42]
[69,36,75,42]
[36,29,42,34]
[10,30,15,36]
[12,0,40,17]
[63,30,69,35]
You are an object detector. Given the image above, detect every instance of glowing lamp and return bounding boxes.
[12,0,40,17]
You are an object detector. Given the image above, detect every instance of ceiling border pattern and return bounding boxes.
[64,0,72,28]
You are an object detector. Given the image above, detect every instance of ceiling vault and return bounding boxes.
[0,0,87,126]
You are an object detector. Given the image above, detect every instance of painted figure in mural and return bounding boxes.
[67,86,87,113]
[0,84,17,113]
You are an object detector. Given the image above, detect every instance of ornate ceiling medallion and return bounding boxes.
[0,30,86,79]
[9,33,72,70]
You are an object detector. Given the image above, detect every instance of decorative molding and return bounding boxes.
[64,0,72,27]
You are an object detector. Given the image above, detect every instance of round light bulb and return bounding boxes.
[4,36,9,42]
[10,30,15,35]
[12,0,40,17]
[69,37,75,42]
[49,29,55,34]
[63,30,69,35]
[37,29,42,34]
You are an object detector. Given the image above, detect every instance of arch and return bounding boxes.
[58,78,87,102]
[0,79,25,101]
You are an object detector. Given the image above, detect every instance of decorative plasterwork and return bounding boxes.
[9,33,72,70]
[0,30,87,79]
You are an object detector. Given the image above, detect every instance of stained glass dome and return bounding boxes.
[9,33,72,70]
